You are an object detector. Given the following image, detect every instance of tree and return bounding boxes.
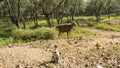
[85,0,120,20]
[53,0,85,24]
[104,0,120,18]
[86,0,106,21]
[27,0,40,27]
[69,0,80,21]
[6,0,21,28]
[39,0,64,27]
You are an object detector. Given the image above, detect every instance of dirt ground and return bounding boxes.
[0,28,120,68]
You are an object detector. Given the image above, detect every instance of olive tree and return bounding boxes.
[39,0,64,27]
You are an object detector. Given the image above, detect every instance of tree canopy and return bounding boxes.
[0,0,120,28]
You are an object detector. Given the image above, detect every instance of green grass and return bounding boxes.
[89,22,120,32]
[1,16,120,47]
[95,23,120,31]
[0,37,13,47]
[0,18,94,47]
[57,27,93,38]
[88,16,120,32]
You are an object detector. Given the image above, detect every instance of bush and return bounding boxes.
[35,27,57,39]
[12,27,56,42]
[12,29,35,42]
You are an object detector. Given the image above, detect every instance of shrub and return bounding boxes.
[12,27,56,42]
[35,27,57,39]
[12,29,35,42]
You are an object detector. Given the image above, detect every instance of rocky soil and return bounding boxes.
[0,28,120,68]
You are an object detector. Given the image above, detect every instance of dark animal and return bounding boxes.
[56,21,77,37]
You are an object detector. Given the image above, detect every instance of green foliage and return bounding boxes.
[0,37,13,47]
[34,27,57,39]
[0,19,16,38]
[72,27,93,36]
[95,23,120,31]
[0,16,94,46]
[12,27,57,42]
[88,16,120,32]
[12,29,36,42]
[89,22,120,32]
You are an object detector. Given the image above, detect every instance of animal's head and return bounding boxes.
[71,21,77,26]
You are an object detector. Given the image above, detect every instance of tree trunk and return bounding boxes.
[108,14,111,18]
[57,19,60,25]
[21,17,26,29]
[71,13,74,21]
[45,14,51,27]
[6,0,20,28]
[108,10,111,18]
[17,0,21,28]
[71,0,77,21]
[15,20,20,28]
[33,2,38,27]
[60,13,63,23]
[55,13,60,25]
[56,13,63,24]
[96,15,100,22]
[33,12,38,27]
[23,21,26,29]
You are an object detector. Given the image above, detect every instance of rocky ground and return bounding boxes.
[0,28,120,68]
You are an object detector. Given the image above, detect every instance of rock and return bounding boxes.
[116,42,119,45]
[96,65,103,68]
[94,34,97,36]
[74,41,78,44]
[25,65,32,68]
[79,36,83,40]
[16,64,24,68]
[95,43,102,50]
[85,64,89,67]
[109,42,113,45]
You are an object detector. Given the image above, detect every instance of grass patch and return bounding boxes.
[0,16,105,47]
[89,22,120,31]
[96,23,120,31]
[1,15,120,47]
[0,37,13,47]
[57,27,93,38]
[88,16,120,31]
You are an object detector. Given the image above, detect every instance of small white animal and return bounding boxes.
[51,45,59,64]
